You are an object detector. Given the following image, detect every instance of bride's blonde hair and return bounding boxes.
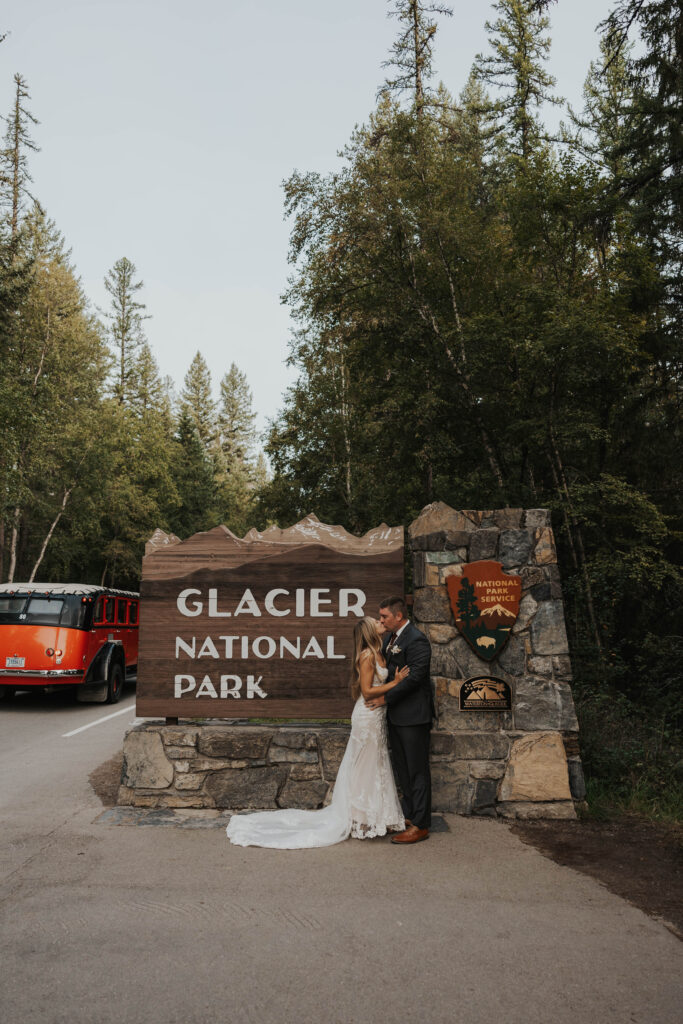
[350,617,382,701]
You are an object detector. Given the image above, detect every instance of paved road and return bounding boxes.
[1,688,681,1024]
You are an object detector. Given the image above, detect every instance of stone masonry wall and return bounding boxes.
[411,503,584,819]
[118,723,351,810]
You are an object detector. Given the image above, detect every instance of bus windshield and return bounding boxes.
[0,595,88,628]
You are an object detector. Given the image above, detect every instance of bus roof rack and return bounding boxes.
[0,583,139,598]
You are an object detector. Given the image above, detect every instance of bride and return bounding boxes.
[226,617,407,848]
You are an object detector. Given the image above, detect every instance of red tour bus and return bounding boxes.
[0,583,139,704]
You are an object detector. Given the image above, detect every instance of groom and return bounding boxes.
[366,596,433,844]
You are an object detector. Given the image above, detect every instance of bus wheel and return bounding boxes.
[105,663,124,704]
[0,685,16,702]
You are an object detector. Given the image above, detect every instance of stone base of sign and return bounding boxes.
[118,722,352,811]
[118,722,579,820]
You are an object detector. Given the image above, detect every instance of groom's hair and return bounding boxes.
[380,596,407,619]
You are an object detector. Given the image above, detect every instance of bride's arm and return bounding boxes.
[369,666,409,695]
[359,653,408,698]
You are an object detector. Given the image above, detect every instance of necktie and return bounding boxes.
[387,632,397,651]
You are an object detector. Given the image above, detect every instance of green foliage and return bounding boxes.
[0,78,265,584]
[103,256,149,406]
[475,0,562,158]
[167,409,217,540]
[218,362,256,465]
[215,362,261,535]
[0,73,40,236]
[180,351,217,451]
[261,0,683,818]
[382,1,452,113]
[575,662,683,822]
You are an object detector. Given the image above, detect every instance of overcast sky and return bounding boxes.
[3,0,615,436]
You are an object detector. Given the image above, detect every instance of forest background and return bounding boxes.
[0,1,680,819]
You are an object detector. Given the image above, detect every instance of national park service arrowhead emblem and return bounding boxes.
[446,560,521,662]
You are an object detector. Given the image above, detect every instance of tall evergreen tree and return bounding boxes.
[2,211,109,582]
[218,362,256,465]
[168,408,216,538]
[474,0,561,159]
[129,341,171,421]
[214,361,258,534]
[566,33,634,182]
[103,256,148,406]
[180,351,217,451]
[0,228,32,580]
[382,0,452,114]
[0,73,40,239]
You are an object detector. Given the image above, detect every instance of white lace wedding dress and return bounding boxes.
[226,663,405,848]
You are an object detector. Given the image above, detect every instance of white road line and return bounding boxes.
[62,702,136,738]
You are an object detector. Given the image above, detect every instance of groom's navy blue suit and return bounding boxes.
[382,621,433,830]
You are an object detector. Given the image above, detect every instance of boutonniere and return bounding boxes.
[389,643,401,655]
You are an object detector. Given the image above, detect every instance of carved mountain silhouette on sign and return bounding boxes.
[136,515,404,719]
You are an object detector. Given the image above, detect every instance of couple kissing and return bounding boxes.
[227,596,433,850]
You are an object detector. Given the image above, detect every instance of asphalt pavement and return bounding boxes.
[1,686,681,1024]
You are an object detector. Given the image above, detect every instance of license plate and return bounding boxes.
[5,656,24,668]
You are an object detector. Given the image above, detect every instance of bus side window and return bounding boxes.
[129,601,139,625]
[116,599,128,625]
[104,598,115,624]
[94,597,106,625]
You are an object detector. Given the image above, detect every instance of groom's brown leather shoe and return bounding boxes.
[391,825,429,844]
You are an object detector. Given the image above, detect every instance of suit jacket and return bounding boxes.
[382,620,434,727]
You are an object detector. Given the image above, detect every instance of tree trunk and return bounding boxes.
[7,506,21,583]
[28,486,73,583]
[547,433,603,656]
[412,1,424,115]
[11,79,20,240]
[398,237,506,490]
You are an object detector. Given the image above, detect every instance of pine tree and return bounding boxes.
[0,73,39,579]
[213,362,258,534]
[382,0,452,115]
[129,342,171,420]
[456,578,480,628]
[0,74,40,239]
[169,408,216,538]
[253,451,269,491]
[565,33,634,182]
[0,227,33,580]
[602,2,683,286]
[218,362,256,465]
[3,210,109,582]
[180,351,217,451]
[474,0,561,159]
[103,257,148,406]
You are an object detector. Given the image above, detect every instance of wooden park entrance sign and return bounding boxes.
[135,515,404,719]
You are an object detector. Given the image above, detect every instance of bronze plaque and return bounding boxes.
[446,560,521,661]
[136,516,404,719]
[460,676,512,711]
